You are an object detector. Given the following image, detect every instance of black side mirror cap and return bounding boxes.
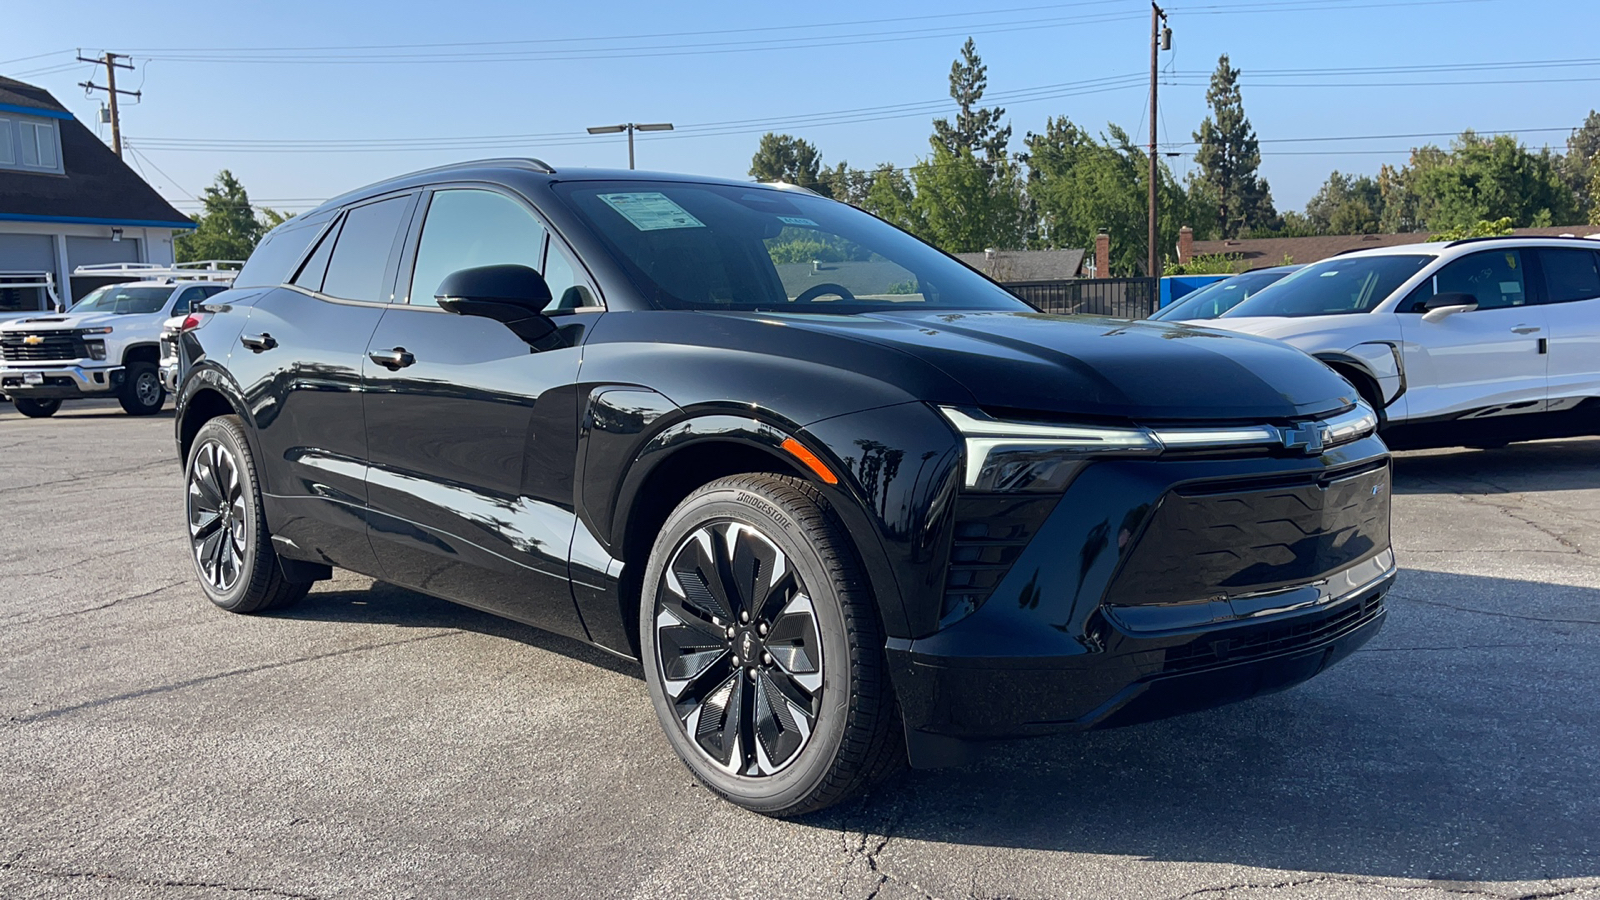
[435,264,561,348]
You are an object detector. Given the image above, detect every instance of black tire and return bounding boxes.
[13,397,61,418]
[119,361,165,416]
[639,473,903,817]
[184,415,310,613]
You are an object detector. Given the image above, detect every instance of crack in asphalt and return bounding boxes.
[1170,875,1600,899]
[1,579,187,626]
[0,461,174,496]
[8,631,461,724]
[1400,596,1600,626]
[0,860,325,898]
[1357,644,1540,653]
[1418,478,1591,558]
[2,537,181,579]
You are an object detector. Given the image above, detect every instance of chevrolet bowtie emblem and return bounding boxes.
[22,335,43,346]
[1281,423,1328,455]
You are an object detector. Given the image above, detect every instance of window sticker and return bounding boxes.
[598,192,705,231]
[1500,281,1523,293]
[778,216,820,228]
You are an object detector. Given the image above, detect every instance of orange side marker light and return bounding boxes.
[781,437,839,485]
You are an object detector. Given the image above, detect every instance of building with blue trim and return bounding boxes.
[0,75,194,317]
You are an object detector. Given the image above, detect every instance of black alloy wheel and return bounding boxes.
[12,397,61,418]
[120,362,165,415]
[185,415,310,613]
[640,474,902,816]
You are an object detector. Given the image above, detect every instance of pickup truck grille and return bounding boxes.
[1,332,88,362]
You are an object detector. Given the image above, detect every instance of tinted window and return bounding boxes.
[322,196,411,303]
[1225,255,1433,318]
[543,241,598,311]
[408,189,546,307]
[1151,269,1296,321]
[235,215,328,289]
[553,181,1029,313]
[1429,249,1528,311]
[292,219,340,293]
[175,286,207,313]
[1540,249,1600,304]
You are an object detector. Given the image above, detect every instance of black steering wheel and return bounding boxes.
[792,282,857,304]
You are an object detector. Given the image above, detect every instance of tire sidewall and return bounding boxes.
[185,417,262,611]
[123,363,165,415]
[640,481,855,814]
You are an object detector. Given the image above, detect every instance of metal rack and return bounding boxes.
[71,260,245,284]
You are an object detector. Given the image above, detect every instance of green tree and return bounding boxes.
[910,145,1025,253]
[1430,216,1515,241]
[1193,54,1276,238]
[1304,171,1383,234]
[1403,132,1575,231]
[932,38,1011,164]
[1564,110,1600,223]
[817,162,872,207]
[259,208,296,229]
[749,133,826,195]
[176,170,263,263]
[861,163,919,231]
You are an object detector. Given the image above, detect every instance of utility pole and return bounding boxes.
[1148,4,1169,281]
[77,51,139,159]
[586,122,675,169]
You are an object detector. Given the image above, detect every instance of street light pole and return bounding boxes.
[586,122,675,169]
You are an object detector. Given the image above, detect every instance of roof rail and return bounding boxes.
[1444,234,1600,248]
[72,260,244,283]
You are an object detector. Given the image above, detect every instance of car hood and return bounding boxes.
[0,311,125,332]
[1201,315,1382,355]
[781,309,1357,422]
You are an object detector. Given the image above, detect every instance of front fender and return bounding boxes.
[1315,342,1406,407]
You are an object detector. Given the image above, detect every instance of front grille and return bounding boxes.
[941,494,1060,623]
[1161,587,1386,675]
[1105,459,1391,607]
[1,332,88,362]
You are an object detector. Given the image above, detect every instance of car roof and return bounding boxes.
[91,280,230,290]
[1327,235,1600,261]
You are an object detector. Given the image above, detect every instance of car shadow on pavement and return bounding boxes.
[1391,437,1600,494]
[800,568,1600,882]
[280,579,643,679]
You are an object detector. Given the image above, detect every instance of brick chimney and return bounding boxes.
[1094,231,1110,278]
[1177,226,1194,266]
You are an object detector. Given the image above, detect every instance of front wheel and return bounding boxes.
[639,474,902,816]
[185,415,309,613]
[119,361,165,415]
[13,397,61,418]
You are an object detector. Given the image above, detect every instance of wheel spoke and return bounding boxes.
[669,528,736,622]
[729,524,783,620]
[189,508,222,539]
[752,669,813,774]
[688,670,745,771]
[655,607,729,689]
[186,440,246,593]
[766,593,824,691]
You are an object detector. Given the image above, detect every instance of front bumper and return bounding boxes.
[0,365,123,399]
[884,436,1395,768]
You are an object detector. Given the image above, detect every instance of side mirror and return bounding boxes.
[435,264,560,347]
[1420,291,1478,323]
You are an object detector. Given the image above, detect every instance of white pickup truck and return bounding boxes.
[0,263,238,418]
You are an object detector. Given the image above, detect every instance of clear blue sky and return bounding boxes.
[5,0,1597,223]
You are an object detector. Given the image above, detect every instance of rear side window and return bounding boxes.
[234,216,326,288]
[321,196,412,303]
[292,219,341,293]
[1540,249,1600,304]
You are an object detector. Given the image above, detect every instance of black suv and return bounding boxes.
[174,159,1394,815]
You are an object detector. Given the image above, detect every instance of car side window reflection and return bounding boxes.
[321,196,411,303]
[542,242,598,311]
[408,189,547,307]
[1414,250,1529,312]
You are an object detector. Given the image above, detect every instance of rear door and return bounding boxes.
[1535,247,1600,410]
[1396,248,1548,421]
[226,192,416,572]
[361,186,599,637]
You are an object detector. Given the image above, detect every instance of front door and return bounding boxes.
[1397,248,1549,422]
[361,187,599,638]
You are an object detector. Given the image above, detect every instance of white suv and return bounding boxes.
[1186,236,1600,449]
[0,279,231,418]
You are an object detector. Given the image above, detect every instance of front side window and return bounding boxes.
[1539,249,1600,305]
[1225,255,1433,318]
[553,181,1029,313]
[70,285,173,315]
[1409,249,1530,312]
[321,196,412,303]
[408,189,547,307]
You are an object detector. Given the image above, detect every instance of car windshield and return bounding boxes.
[1150,269,1297,321]
[553,181,1031,313]
[1223,255,1433,318]
[70,285,173,315]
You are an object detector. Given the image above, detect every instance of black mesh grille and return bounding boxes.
[1,332,88,362]
[1161,588,1386,675]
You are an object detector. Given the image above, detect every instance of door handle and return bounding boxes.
[1511,326,1541,334]
[368,347,416,370]
[240,332,277,352]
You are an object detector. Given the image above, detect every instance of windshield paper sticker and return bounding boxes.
[778,216,820,228]
[599,193,706,231]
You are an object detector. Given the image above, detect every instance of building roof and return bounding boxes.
[0,77,193,229]
[775,260,918,298]
[1191,225,1598,271]
[954,248,1086,282]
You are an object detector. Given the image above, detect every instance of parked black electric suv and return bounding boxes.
[174,159,1394,815]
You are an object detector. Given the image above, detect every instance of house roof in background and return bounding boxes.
[0,78,193,228]
[775,260,917,298]
[1193,225,1599,270]
[954,248,1086,282]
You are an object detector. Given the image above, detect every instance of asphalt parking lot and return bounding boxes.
[1,401,1597,900]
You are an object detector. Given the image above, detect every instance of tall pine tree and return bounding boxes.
[932,38,1012,165]
[1192,55,1276,238]
[176,170,263,263]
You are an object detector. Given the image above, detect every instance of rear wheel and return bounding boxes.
[119,361,165,415]
[12,398,61,418]
[640,473,902,816]
[185,415,310,613]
